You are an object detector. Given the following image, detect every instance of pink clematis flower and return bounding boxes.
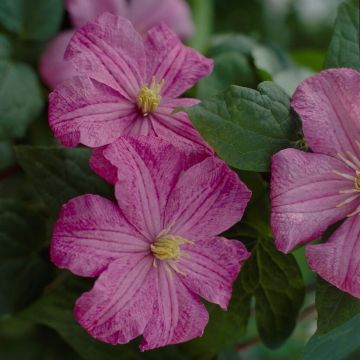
[50,137,251,350]
[40,0,194,89]
[271,68,360,298]
[48,13,212,152]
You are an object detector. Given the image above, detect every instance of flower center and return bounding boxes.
[150,233,191,262]
[334,146,360,216]
[136,76,164,116]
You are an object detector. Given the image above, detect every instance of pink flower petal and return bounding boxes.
[89,147,118,184]
[271,148,359,253]
[75,254,156,345]
[151,110,212,151]
[39,30,76,89]
[165,157,251,240]
[179,237,250,310]
[306,216,360,298]
[65,13,146,98]
[51,195,149,277]
[127,0,193,38]
[144,23,213,98]
[140,263,209,351]
[292,68,360,158]
[49,76,137,147]
[66,0,128,28]
[100,137,209,238]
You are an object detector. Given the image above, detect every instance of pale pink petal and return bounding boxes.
[292,68,360,157]
[271,149,359,253]
[179,237,250,309]
[306,216,360,298]
[49,76,137,147]
[51,195,149,277]
[65,13,146,98]
[66,0,128,28]
[165,157,251,240]
[75,255,156,344]
[127,0,193,38]
[140,263,209,351]
[151,110,212,151]
[101,137,209,238]
[39,30,76,89]
[144,23,213,98]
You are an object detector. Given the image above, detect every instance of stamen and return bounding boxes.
[151,233,192,262]
[336,195,359,208]
[347,151,360,168]
[347,205,360,217]
[333,170,355,181]
[136,76,164,116]
[337,152,358,170]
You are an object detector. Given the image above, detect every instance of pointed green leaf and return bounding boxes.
[325,0,360,71]
[187,82,299,172]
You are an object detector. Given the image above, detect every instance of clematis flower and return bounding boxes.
[48,13,212,152]
[40,0,194,89]
[271,68,360,298]
[50,137,251,350]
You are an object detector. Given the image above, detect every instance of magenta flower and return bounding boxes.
[51,137,251,350]
[271,68,360,298]
[40,0,194,89]
[48,13,212,151]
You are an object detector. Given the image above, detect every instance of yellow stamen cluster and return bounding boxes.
[151,233,191,262]
[355,170,360,191]
[136,77,164,116]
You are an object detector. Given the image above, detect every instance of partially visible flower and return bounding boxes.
[48,13,212,151]
[271,68,360,298]
[40,0,194,89]
[51,137,251,350]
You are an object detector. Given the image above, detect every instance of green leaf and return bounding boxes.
[187,82,299,172]
[0,0,64,41]
[208,34,257,57]
[247,236,305,348]
[0,199,51,316]
[15,146,113,216]
[302,314,360,360]
[315,278,360,335]
[325,0,360,71]
[0,60,43,141]
[252,45,291,80]
[22,277,184,360]
[197,52,256,98]
[188,0,214,53]
[181,269,252,357]
[273,67,314,96]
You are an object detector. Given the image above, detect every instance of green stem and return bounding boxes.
[188,0,214,53]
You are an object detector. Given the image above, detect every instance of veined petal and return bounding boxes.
[75,255,156,345]
[66,0,128,28]
[39,30,76,89]
[179,237,250,309]
[271,149,359,253]
[101,137,209,238]
[306,216,360,298]
[65,13,146,98]
[51,195,148,277]
[140,263,208,351]
[127,0,193,38]
[90,147,118,184]
[91,136,210,185]
[292,68,360,157]
[165,157,251,240]
[49,76,136,147]
[151,110,212,151]
[144,23,213,98]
